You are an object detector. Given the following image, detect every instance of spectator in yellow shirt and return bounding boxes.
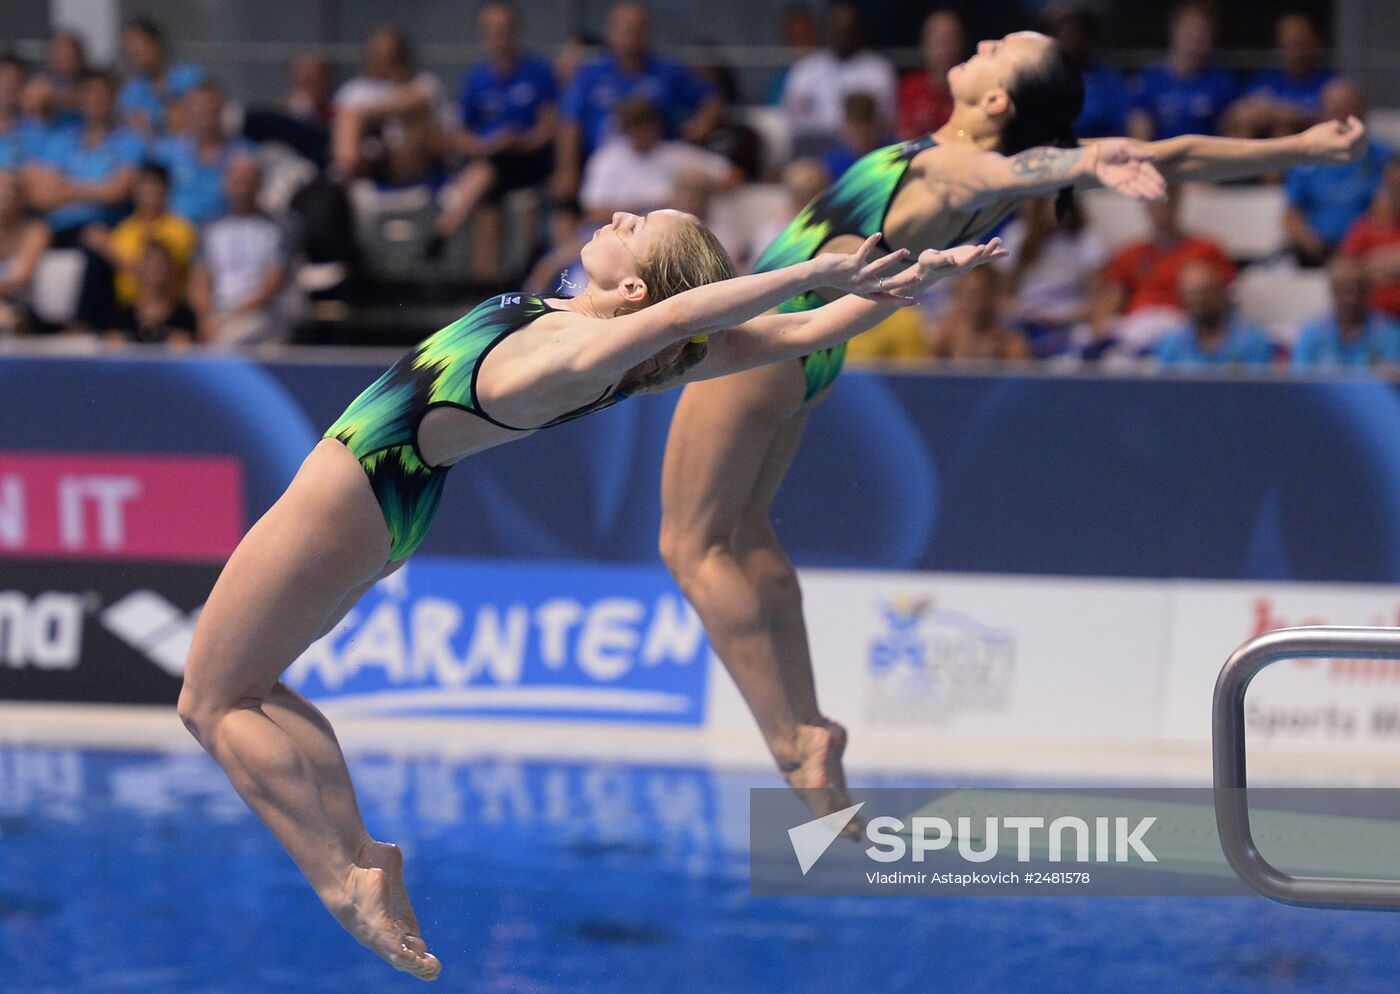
[104,161,195,305]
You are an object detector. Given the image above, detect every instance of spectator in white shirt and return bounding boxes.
[579,97,739,221]
[998,197,1109,356]
[780,1,896,153]
[331,26,446,185]
[189,156,295,346]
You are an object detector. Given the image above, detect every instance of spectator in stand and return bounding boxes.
[821,92,892,180]
[0,171,50,335]
[1293,256,1400,368]
[999,196,1108,356]
[113,240,197,344]
[781,1,896,152]
[1227,13,1333,139]
[926,265,1031,361]
[1155,261,1273,367]
[552,2,721,208]
[1341,158,1400,320]
[244,55,336,167]
[1285,79,1392,265]
[189,156,294,345]
[154,81,253,226]
[331,26,447,186]
[744,157,830,270]
[1052,9,1129,139]
[283,55,334,126]
[579,97,739,220]
[23,70,144,243]
[691,40,764,181]
[1128,2,1237,140]
[765,5,821,105]
[1102,186,1235,316]
[430,0,558,280]
[896,10,964,139]
[118,17,206,136]
[43,31,87,127]
[0,55,29,169]
[11,71,77,167]
[100,162,196,307]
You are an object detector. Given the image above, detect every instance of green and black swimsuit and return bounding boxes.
[750,134,939,400]
[325,293,619,561]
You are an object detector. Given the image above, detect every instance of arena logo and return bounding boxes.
[0,590,88,669]
[789,804,1158,876]
[286,559,711,723]
[0,586,197,675]
[865,596,1015,726]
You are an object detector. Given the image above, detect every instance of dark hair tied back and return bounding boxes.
[999,41,1085,221]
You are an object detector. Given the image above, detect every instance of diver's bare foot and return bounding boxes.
[357,840,425,946]
[780,720,861,837]
[333,866,441,981]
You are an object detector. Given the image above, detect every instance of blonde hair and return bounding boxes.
[616,216,738,395]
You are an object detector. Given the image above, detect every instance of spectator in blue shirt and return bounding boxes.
[1293,256,1400,368]
[820,92,891,181]
[153,81,253,225]
[430,0,558,280]
[1156,261,1274,368]
[43,31,87,128]
[1128,2,1237,140]
[0,54,27,170]
[1051,10,1129,139]
[1285,80,1393,265]
[24,71,144,239]
[552,1,721,209]
[118,17,206,136]
[5,71,78,170]
[1227,13,1333,139]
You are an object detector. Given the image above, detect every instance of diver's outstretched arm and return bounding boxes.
[688,238,1007,380]
[1100,116,1368,185]
[570,234,912,378]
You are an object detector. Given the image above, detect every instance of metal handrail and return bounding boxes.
[1213,626,1400,909]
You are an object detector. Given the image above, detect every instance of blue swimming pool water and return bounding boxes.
[2,743,1399,994]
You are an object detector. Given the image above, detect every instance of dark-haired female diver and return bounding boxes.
[176,207,1007,980]
[659,30,1368,829]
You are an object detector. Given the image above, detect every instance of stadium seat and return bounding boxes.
[1369,108,1400,151]
[30,249,86,326]
[1080,188,1150,253]
[1233,258,1331,345]
[1179,183,1287,261]
[707,183,790,265]
[734,106,793,177]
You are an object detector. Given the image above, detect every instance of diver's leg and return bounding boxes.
[178,440,439,979]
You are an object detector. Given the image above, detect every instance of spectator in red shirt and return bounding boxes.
[896,10,965,139]
[1101,185,1236,314]
[1340,158,1400,318]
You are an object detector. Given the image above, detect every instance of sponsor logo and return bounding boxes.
[0,590,87,669]
[0,453,243,562]
[499,294,523,307]
[288,558,711,724]
[865,596,1014,726]
[99,591,199,677]
[0,586,196,677]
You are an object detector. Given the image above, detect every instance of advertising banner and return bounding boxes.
[0,452,243,561]
[0,558,218,704]
[287,557,712,725]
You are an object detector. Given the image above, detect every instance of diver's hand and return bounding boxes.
[872,237,1009,300]
[812,233,912,301]
[1091,140,1168,201]
[1299,115,1368,164]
